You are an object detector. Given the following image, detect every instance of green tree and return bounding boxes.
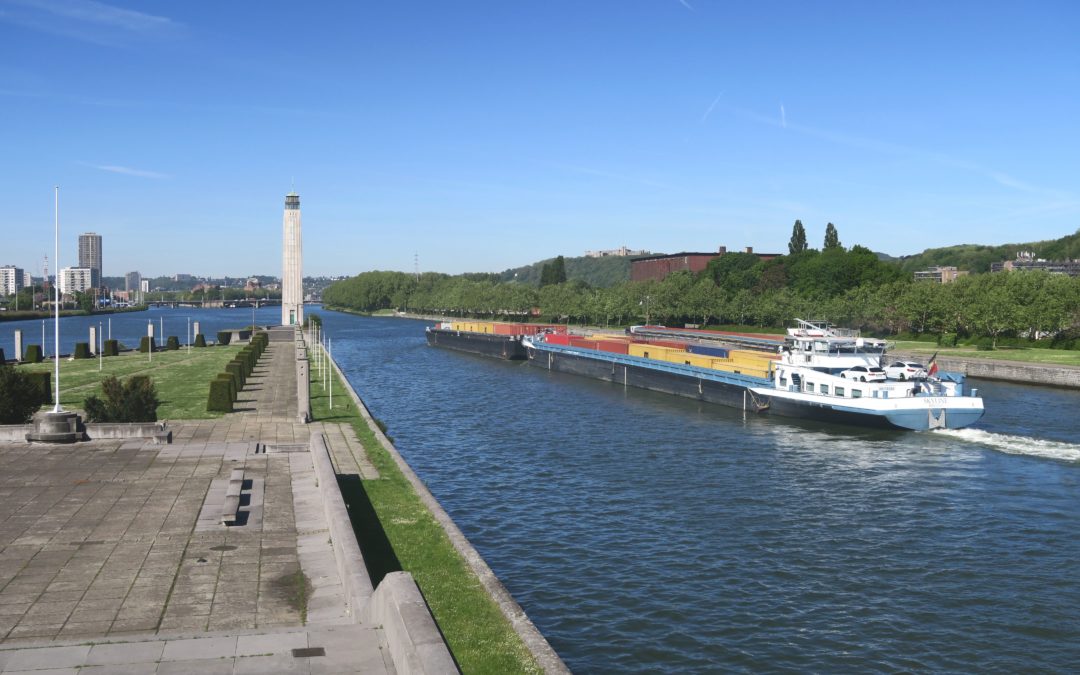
[0,366,44,423]
[823,222,842,250]
[788,219,808,255]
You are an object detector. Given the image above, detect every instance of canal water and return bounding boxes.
[320,312,1080,673]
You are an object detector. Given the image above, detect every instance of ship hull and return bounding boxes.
[426,328,526,360]
[526,343,983,431]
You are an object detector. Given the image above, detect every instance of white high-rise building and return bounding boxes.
[59,267,93,295]
[281,192,303,326]
[0,266,25,296]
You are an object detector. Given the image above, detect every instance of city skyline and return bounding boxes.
[3,1,1078,277]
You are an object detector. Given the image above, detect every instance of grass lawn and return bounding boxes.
[309,357,542,674]
[891,341,1080,367]
[19,345,244,419]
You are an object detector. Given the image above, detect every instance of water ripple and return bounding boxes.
[325,314,1080,673]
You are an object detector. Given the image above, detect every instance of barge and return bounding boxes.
[425,321,568,361]
[523,321,984,431]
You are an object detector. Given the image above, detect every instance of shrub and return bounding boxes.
[207,378,234,412]
[166,336,180,351]
[0,366,44,424]
[194,334,207,348]
[138,336,155,353]
[215,373,237,401]
[24,344,43,363]
[0,347,5,364]
[103,339,119,357]
[221,370,242,396]
[225,361,245,387]
[25,372,52,405]
[74,342,92,359]
[217,331,231,346]
[975,337,996,351]
[82,375,160,423]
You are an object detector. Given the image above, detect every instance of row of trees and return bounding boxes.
[323,265,1080,346]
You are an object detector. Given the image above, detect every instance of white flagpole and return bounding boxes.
[53,186,62,412]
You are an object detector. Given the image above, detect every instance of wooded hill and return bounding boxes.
[498,255,632,288]
[897,229,1080,273]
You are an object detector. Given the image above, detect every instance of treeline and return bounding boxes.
[323,249,1080,347]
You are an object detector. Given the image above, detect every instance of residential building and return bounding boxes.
[914,266,968,283]
[585,246,650,258]
[991,252,1080,277]
[0,266,26,296]
[78,232,103,288]
[59,267,93,295]
[630,246,780,282]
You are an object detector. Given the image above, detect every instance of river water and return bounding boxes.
[319,311,1080,673]
[0,305,283,357]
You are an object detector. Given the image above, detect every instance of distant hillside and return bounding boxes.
[499,255,634,287]
[897,229,1080,273]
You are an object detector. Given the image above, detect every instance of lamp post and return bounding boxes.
[98,321,102,372]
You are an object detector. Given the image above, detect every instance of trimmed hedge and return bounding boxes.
[217,331,231,346]
[139,336,156,353]
[0,348,5,364]
[207,378,233,412]
[194,334,207,348]
[225,361,245,387]
[24,344,43,363]
[103,339,119,356]
[215,373,237,402]
[166,336,180,351]
[25,371,52,405]
[74,342,92,359]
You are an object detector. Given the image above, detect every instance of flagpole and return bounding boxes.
[53,186,62,413]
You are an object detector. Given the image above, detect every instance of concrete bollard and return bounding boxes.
[89,326,97,355]
[193,321,201,337]
[14,330,23,362]
[296,355,310,423]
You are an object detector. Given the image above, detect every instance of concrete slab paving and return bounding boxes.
[0,335,395,674]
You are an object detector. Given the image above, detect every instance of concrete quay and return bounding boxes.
[0,326,457,674]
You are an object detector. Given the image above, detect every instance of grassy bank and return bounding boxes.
[19,345,243,419]
[308,355,541,674]
[892,341,1080,367]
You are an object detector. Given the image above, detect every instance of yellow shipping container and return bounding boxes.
[629,344,682,359]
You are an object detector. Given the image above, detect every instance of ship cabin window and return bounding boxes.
[852,389,862,398]
[819,384,829,395]
[835,386,845,397]
[779,375,787,388]
[805,383,815,393]
[643,351,650,358]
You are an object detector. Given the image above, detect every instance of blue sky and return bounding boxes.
[3,1,1078,278]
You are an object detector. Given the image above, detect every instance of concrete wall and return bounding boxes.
[892,352,1080,389]
[361,572,459,675]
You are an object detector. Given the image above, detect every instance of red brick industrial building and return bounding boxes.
[630,246,780,282]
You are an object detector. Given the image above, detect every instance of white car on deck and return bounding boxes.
[838,365,887,382]
[885,361,927,380]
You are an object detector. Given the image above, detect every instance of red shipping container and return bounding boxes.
[597,341,629,354]
[544,334,572,345]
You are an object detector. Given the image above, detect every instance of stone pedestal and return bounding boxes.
[14,330,23,362]
[26,411,85,444]
[89,326,97,355]
[193,321,201,337]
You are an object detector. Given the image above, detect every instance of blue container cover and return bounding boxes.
[688,344,729,358]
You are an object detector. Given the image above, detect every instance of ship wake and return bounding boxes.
[934,428,1080,463]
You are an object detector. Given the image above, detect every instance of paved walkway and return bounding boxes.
[0,331,388,673]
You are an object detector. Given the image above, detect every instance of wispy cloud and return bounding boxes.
[725,103,1069,199]
[701,91,724,123]
[83,163,169,179]
[677,0,695,10]
[2,0,181,46]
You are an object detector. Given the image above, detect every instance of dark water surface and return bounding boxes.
[286,312,1080,670]
[1,305,283,357]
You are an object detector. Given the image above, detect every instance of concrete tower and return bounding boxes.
[281,192,303,326]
